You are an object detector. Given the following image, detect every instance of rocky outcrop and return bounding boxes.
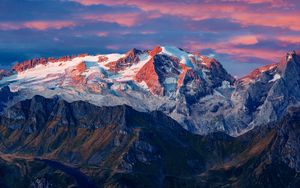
[1,48,300,187]
[98,55,108,64]
[181,50,300,136]
[47,54,88,63]
[148,45,162,56]
[12,54,88,73]
[0,86,17,112]
[0,96,300,187]
[203,57,235,87]
[231,50,300,133]
[12,58,47,72]
[30,177,51,188]
[135,57,164,95]
[106,48,143,73]
[1,46,300,136]
[0,69,11,80]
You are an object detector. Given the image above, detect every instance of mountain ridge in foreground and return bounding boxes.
[0,95,299,187]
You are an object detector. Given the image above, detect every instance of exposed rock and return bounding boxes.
[106,48,143,73]
[12,54,88,73]
[1,47,300,137]
[135,58,164,95]
[0,96,300,187]
[31,177,51,188]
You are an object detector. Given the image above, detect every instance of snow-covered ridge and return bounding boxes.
[0,45,235,121]
[160,46,194,68]
[2,45,295,137]
[0,46,222,95]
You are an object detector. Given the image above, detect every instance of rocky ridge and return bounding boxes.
[0,95,299,187]
[0,47,299,136]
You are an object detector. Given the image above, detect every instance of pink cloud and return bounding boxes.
[140,30,156,35]
[113,30,157,36]
[277,36,300,43]
[83,13,142,27]
[230,12,300,31]
[51,1,300,64]
[106,44,121,50]
[0,23,23,30]
[184,40,284,62]
[219,0,291,7]
[83,12,160,27]
[96,31,109,37]
[217,48,284,61]
[23,21,76,30]
[230,35,259,45]
[0,21,76,30]
[72,0,300,31]
[71,0,127,6]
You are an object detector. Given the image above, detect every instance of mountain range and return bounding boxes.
[0,46,299,187]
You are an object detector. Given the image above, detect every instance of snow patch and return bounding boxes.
[164,77,177,84]
[269,73,281,82]
[220,81,231,89]
[101,53,126,68]
[104,53,125,62]
[0,57,83,90]
[160,46,194,68]
[138,81,149,90]
[116,53,151,82]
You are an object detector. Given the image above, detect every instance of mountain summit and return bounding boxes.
[0,47,300,187]
[0,46,299,136]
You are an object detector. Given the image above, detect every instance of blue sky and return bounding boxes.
[0,0,300,76]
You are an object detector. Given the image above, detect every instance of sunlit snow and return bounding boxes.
[269,73,281,82]
[160,46,194,68]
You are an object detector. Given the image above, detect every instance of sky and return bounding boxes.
[0,0,300,76]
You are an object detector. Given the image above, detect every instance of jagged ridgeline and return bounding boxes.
[0,47,300,187]
[1,47,300,136]
[0,96,299,187]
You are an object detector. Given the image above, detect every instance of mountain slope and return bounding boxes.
[228,50,300,134]
[0,95,238,187]
[0,96,299,187]
[0,47,299,136]
[0,46,236,134]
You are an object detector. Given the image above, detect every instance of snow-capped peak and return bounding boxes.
[160,46,194,68]
[2,46,299,137]
[0,46,235,98]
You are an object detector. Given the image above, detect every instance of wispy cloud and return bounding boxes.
[72,0,300,30]
[83,13,142,27]
[96,31,109,37]
[0,21,76,30]
[277,36,300,43]
[230,35,259,45]
[0,0,299,76]
[83,12,160,27]
[23,21,76,30]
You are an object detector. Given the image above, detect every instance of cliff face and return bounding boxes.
[0,46,239,135]
[0,95,299,187]
[12,54,88,73]
[1,47,300,187]
[0,86,17,112]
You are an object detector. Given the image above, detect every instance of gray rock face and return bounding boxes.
[0,86,18,112]
[1,95,125,133]
[0,47,299,137]
[173,51,300,136]
[31,177,51,188]
[274,107,300,172]
[0,95,300,187]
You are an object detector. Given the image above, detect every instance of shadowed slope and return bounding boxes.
[0,96,299,187]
